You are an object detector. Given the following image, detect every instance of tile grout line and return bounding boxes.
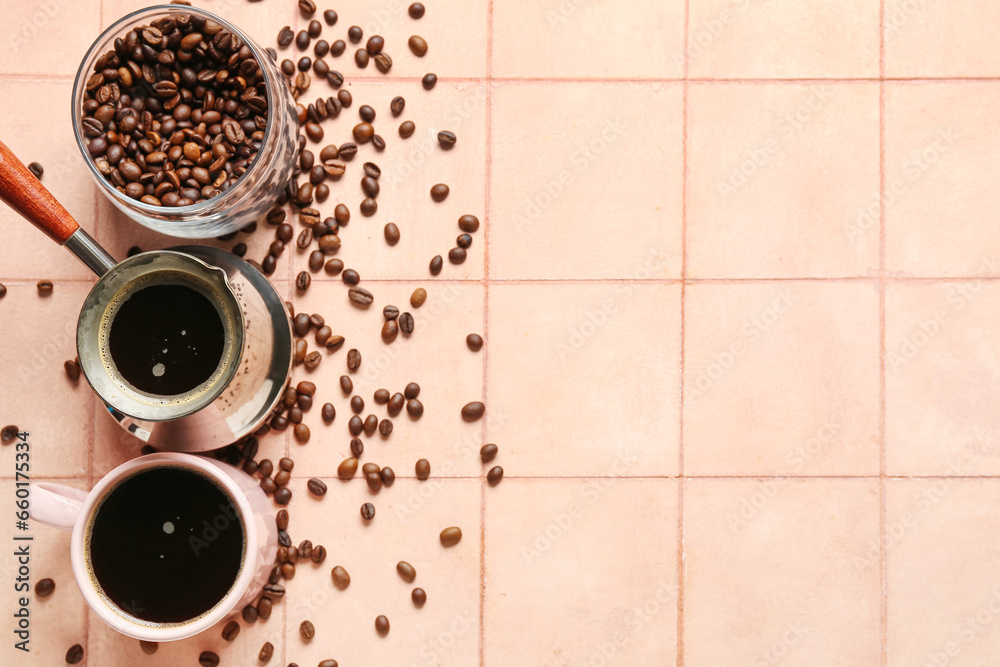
[480,2,494,666]
[677,0,690,664]
[879,2,888,664]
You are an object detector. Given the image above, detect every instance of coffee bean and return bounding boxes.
[383,305,400,320]
[139,640,158,655]
[487,465,505,486]
[282,58,296,76]
[294,424,310,443]
[308,19,322,37]
[35,578,55,597]
[467,334,484,351]
[399,120,416,138]
[324,9,338,24]
[349,287,374,306]
[331,39,347,57]
[331,565,351,589]
[308,478,327,496]
[436,131,457,151]
[311,544,327,564]
[304,351,322,369]
[388,392,405,416]
[362,462,380,476]
[358,198,376,216]
[278,25,295,47]
[296,619,315,640]
[457,233,474,249]
[337,375,352,396]
[0,284,6,299]
[268,209,286,226]
[383,223,400,245]
[306,122,324,142]
[390,96,406,117]
[409,2,425,18]
[396,561,417,582]
[462,401,486,421]
[319,661,339,667]
[375,615,390,636]
[276,509,289,531]
[408,35,428,57]
[309,250,325,272]
[440,526,463,547]
[348,25,363,43]
[257,596,273,619]
[260,459,275,477]
[422,73,437,90]
[294,313,311,336]
[298,56,312,71]
[361,175,379,196]
[415,458,430,479]
[406,399,424,420]
[269,239,286,257]
[337,457,359,480]
[296,271,312,291]
[411,587,427,607]
[380,466,395,486]
[400,382,419,399]
[364,414,379,436]
[448,247,467,264]
[64,359,81,382]
[37,280,53,295]
[298,0,316,16]
[198,650,220,667]
[3,425,21,442]
[259,641,274,662]
[317,403,334,425]
[342,268,360,284]
[275,486,293,505]
[429,255,443,275]
[264,583,286,599]
[222,620,240,641]
[360,502,375,520]
[323,258,345,277]
[338,90,354,109]
[430,184,450,201]
[348,348,362,371]
[232,243,248,257]
[399,312,414,335]
[354,49,369,68]
[382,320,399,343]
[351,395,364,413]
[242,604,259,623]
[410,288,427,307]
[365,470,382,492]
[27,161,43,178]
[314,38,330,57]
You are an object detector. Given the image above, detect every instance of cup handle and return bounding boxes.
[30,483,89,530]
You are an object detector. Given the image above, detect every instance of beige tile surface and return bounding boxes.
[1,1,998,665]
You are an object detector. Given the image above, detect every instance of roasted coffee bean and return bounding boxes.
[64,359,81,382]
[354,48,370,68]
[298,56,312,71]
[259,641,274,662]
[430,183,450,202]
[308,19,322,37]
[371,389,389,406]
[340,375,353,394]
[298,0,316,16]
[262,255,278,276]
[269,240,287,257]
[349,287,374,306]
[457,214,480,232]
[27,161,43,178]
[390,95,405,116]
[403,382,420,399]
[298,31,312,50]
[278,25,295,47]
[383,223,400,245]
[35,578,55,597]
[198,651,219,667]
[309,250,325,271]
[242,604,259,623]
[282,58,296,76]
[380,466,395,485]
[222,620,240,641]
[2,425,19,443]
[257,596,272,619]
[348,25,363,43]
[350,437,364,457]
[461,401,486,421]
[294,312,312,337]
[278,531,291,550]
[315,183,330,201]
[264,583,285,599]
[375,615,390,636]
[319,660,339,667]
[315,325,333,347]
[331,565,351,588]
[314,39,330,57]
[294,424,310,443]
[387,392,405,416]
[292,338,306,365]
[318,234,341,254]
[296,271,312,291]
[457,233,473,248]
[398,120,415,138]
[351,395,364,413]
[360,198,378,216]
[466,333,484,351]
[364,414,379,436]
[326,69,345,88]
[267,208,286,225]
[322,403,336,423]
[361,175,379,196]
[406,398,424,419]
[360,502,375,520]
[374,54,392,74]
[260,459,275,477]
[429,255,443,275]
[311,544,327,564]
[0,284,6,299]
[37,280,53,295]
[298,394,313,411]
[140,640,159,655]
[275,469,292,486]
[409,2,425,18]
[232,243,248,257]
[305,122,324,142]
[304,351,322,369]
[399,312,414,335]
[415,458,430,479]
[324,9,338,25]
[341,268,360,285]
[331,39,346,56]
[276,508,290,530]
[365,470,382,492]
[408,35,428,57]
[295,619,315,641]
[366,35,385,55]
[381,320,399,343]
[422,73,437,89]
[338,457,358,479]
[383,305,400,321]
[487,465,504,485]
[274,486,292,505]
[396,561,417,582]
[448,247,467,264]
[410,288,427,307]
[347,348,361,371]
[440,526,463,546]
[362,463,380,476]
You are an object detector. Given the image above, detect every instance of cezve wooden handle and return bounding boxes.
[0,138,80,244]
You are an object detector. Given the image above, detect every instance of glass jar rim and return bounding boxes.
[71,4,279,217]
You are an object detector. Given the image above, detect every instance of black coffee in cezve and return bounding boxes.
[108,281,225,395]
[88,467,245,624]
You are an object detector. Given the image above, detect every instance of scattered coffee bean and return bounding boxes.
[431,184,450,201]
[399,312,414,335]
[35,578,55,597]
[399,120,416,138]
[342,268,360,284]
[264,583,286,599]
[257,596,272,619]
[409,2,425,18]
[298,56,312,71]
[437,130,457,150]
[259,641,274,662]
[402,382,419,399]
[274,486,292,504]
[462,401,486,421]
[338,457,358,479]
[388,392,405,416]
[331,39,347,57]
[383,305,400,320]
[384,223,400,245]
[440,526,463,547]
[325,258,345,276]
[375,615,390,636]
[324,9,338,25]
[298,0,316,17]
[198,651,220,667]
[351,395,365,413]
[380,466,395,485]
[382,319,399,343]
[309,250,325,272]
[305,122,324,142]
[348,25,363,43]
[340,375,353,394]
[37,280,53,295]
[487,466,504,486]
[457,233,473,248]
[360,198,378,216]
[140,640,158,655]
[222,620,240,641]
[300,619,316,640]
[430,255,443,275]
[390,96,406,118]
[296,271,312,291]
[422,73,437,89]
[331,565,351,589]
[365,470,383,492]
[448,247,467,264]
[406,398,424,419]
[408,35,429,57]
[64,359,81,382]
[349,416,364,436]
[278,25,295,47]
[415,458,430,479]
[467,334,484,351]
[349,287,374,306]
[458,214,480,232]
[396,561,417,582]
[360,502,375,520]
[307,478,327,496]
[2,425,20,443]
[308,19,322,37]
[363,462,380,476]
[243,604,259,623]
[0,283,6,299]
[312,545,327,564]
[354,49,369,68]
[364,414,379,436]
[319,660,339,667]
[481,443,499,463]
[412,587,427,606]
[294,424,310,443]
[410,288,427,308]
[27,162,43,179]
[276,509,289,531]
[321,403,336,424]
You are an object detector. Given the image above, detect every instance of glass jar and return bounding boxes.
[71,5,297,238]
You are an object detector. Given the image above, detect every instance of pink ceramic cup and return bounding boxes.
[29,453,277,642]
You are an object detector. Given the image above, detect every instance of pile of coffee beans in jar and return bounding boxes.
[79,13,268,207]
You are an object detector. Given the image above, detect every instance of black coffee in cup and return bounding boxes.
[86,466,245,624]
[105,274,227,396]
